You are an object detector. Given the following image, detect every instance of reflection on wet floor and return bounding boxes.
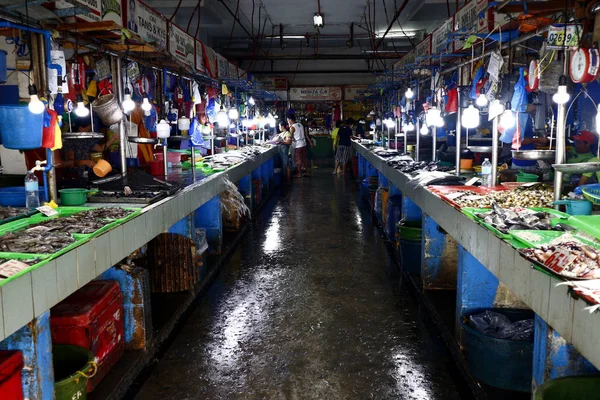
[134,169,462,400]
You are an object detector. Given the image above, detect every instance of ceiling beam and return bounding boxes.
[232,54,404,60]
[251,70,382,74]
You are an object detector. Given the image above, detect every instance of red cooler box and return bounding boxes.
[51,280,124,392]
[0,351,23,400]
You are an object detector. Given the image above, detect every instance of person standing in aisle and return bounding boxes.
[275,121,293,181]
[333,118,356,175]
[306,119,318,169]
[288,114,309,178]
[331,120,342,173]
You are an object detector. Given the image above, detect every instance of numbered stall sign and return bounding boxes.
[547,24,583,50]
[543,248,576,274]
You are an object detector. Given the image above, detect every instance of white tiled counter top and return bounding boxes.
[0,147,278,341]
[353,142,600,371]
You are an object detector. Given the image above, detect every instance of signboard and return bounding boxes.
[344,85,370,100]
[216,54,229,78]
[127,0,167,49]
[274,90,288,101]
[289,87,342,101]
[261,77,288,91]
[169,23,194,67]
[202,44,217,78]
[414,35,431,64]
[229,62,238,79]
[546,24,583,50]
[194,40,205,73]
[452,0,490,49]
[432,17,454,54]
[50,0,123,25]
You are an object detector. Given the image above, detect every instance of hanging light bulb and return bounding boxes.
[242,119,252,128]
[476,91,488,108]
[405,87,414,99]
[141,96,152,111]
[267,113,276,127]
[420,124,429,135]
[248,96,255,106]
[553,75,570,105]
[217,106,229,127]
[74,94,89,117]
[426,107,441,127]
[122,88,135,113]
[28,85,45,114]
[228,107,239,120]
[461,104,480,129]
[407,122,415,131]
[499,102,515,129]
[384,118,395,129]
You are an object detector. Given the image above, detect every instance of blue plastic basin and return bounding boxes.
[0,105,44,150]
[0,186,44,207]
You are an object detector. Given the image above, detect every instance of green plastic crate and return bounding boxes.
[0,253,51,287]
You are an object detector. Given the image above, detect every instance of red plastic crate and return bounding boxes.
[51,280,124,392]
[0,350,24,400]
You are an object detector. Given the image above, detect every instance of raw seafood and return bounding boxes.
[0,206,31,220]
[523,242,600,279]
[75,207,134,221]
[474,204,565,234]
[0,231,75,253]
[455,189,554,208]
[30,218,106,234]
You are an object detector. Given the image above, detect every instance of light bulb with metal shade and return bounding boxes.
[141,96,152,111]
[216,107,229,127]
[313,13,323,27]
[27,85,45,114]
[74,95,89,117]
[405,87,414,99]
[228,108,239,120]
[552,75,570,105]
[122,88,135,113]
[476,92,488,107]
[461,104,480,129]
[499,102,515,129]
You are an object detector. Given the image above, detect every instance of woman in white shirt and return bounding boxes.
[288,114,309,177]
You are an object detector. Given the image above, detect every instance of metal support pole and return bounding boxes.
[432,126,437,161]
[491,116,499,186]
[162,140,168,180]
[114,56,127,179]
[554,103,567,204]
[190,145,196,181]
[455,76,462,175]
[415,84,420,161]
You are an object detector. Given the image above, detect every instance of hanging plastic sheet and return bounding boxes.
[511,68,528,113]
[206,98,217,124]
[190,117,205,146]
[446,88,458,113]
[470,65,485,100]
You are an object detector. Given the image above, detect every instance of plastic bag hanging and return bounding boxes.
[511,68,528,113]
[190,117,205,146]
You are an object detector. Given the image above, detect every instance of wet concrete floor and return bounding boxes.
[134,169,462,399]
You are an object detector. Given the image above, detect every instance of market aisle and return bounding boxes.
[133,169,462,400]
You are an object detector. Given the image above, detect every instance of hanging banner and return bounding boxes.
[169,23,194,67]
[228,63,238,79]
[202,44,218,78]
[194,39,205,73]
[344,85,370,100]
[48,0,123,25]
[414,35,432,64]
[261,77,288,91]
[216,54,229,78]
[126,0,167,49]
[289,87,342,101]
[453,0,489,49]
[432,17,454,54]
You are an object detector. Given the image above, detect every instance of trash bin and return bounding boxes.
[53,345,97,400]
[534,376,600,400]
[397,221,422,276]
[460,308,534,392]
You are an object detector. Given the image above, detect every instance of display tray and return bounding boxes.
[428,185,507,210]
[88,191,168,205]
[560,215,600,241]
[0,253,51,288]
[0,209,38,226]
[461,207,570,239]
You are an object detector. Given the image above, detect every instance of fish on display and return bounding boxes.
[475,204,565,234]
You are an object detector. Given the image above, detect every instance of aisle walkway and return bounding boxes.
[134,169,462,400]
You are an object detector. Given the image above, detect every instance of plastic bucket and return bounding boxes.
[59,189,93,206]
[517,171,539,182]
[53,345,96,400]
[460,159,473,170]
[552,199,592,216]
[385,196,402,239]
[401,196,422,221]
[460,308,534,392]
[149,161,164,176]
[397,221,422,276]
[0,105,44,150]
[534,376,600,400]
[92,94,123,126]
[0,50,7,83]
[92,159,112,178]
[0,186,44,207]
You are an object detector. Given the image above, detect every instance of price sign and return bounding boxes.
[487,51,504,82]
[464,177,480,186]
[445,191,468,200]
[547,24,583,50]
[37,206,58,217]
[543,248,576,274]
